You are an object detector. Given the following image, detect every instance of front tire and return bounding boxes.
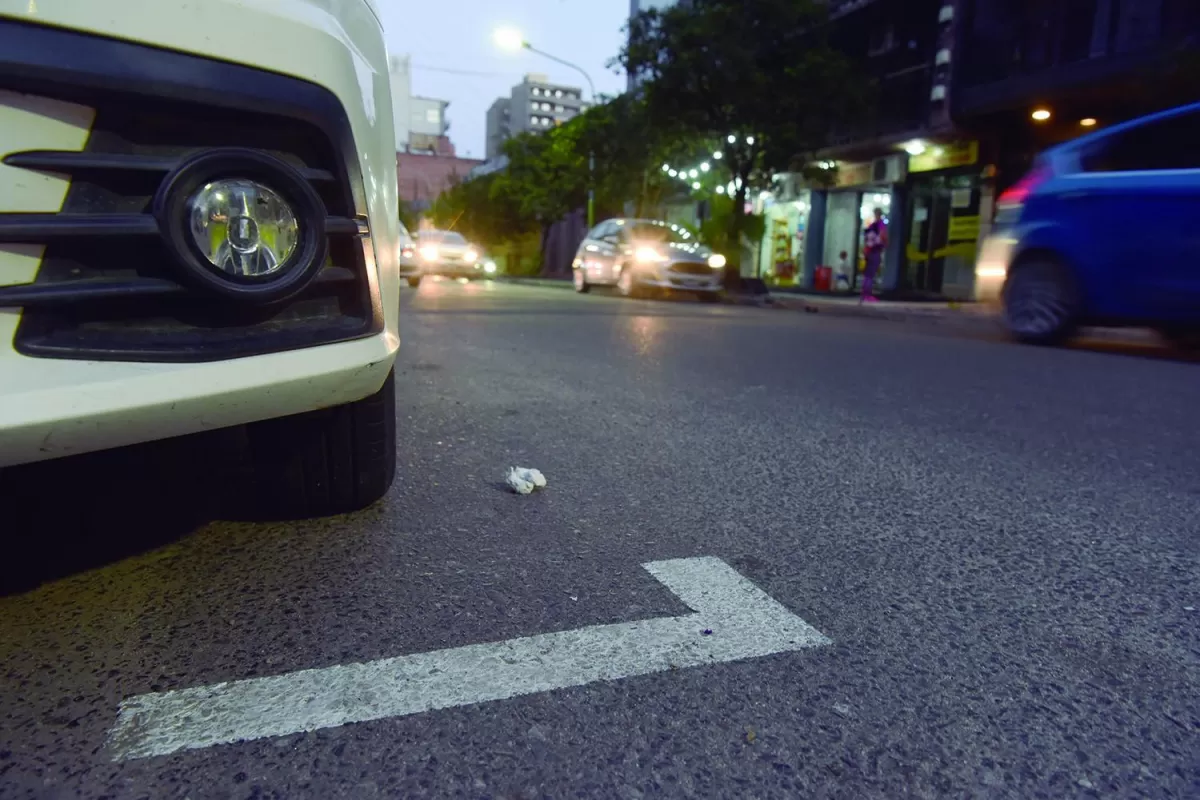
[1002,257,1080,345]
[573,268,590,293]
[407,275,422,288]
[618,267,638,298]
[1158,325,1200,350]
[696,291,720,303]
[239,369,397,519]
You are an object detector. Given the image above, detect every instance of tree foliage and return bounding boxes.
[428,94,700,255]
[619,0,866,274]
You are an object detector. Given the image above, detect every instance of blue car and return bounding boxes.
[974,102,1200,346]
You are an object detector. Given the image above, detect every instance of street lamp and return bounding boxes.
[494,26,598,228]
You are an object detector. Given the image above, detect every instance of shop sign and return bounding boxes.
[834,161,872,188]
[948,215,981,242]
[909,141,979,174]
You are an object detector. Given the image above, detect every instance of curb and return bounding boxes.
[498,277,574,290]
[765,294,1001,332]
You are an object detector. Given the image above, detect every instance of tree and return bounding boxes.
[620,0,865,284]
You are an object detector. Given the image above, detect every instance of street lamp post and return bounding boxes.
[494,28,597,229]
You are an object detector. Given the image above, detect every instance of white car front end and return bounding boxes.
[0,0,401,514]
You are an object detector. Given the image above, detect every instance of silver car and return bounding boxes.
[417,229,484,279]
[399,222,423,287]
[572,219,726,300]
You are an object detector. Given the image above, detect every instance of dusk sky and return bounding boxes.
[375,0,632,160]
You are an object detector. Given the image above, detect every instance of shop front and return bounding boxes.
[755,186,812,287]
[902,140,985,300]
[813,155,906,294]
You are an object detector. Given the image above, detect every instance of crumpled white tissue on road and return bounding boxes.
[506,466,547,495]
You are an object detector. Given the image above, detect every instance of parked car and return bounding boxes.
[0,0,401,518]
[975,101,1200,346]
[572,219,726,300]
[417,229,485,278]
[399,222,423,287]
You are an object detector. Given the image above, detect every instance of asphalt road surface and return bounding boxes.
[2,279,1198,799]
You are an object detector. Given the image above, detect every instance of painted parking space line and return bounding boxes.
[107,556,831,760]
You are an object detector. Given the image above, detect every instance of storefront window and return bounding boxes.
[823,191,861,290]
[759,193,810,286]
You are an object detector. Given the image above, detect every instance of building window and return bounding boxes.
[555,89,563,98]
[532,87,540,96]
[425,109,440,124]
[530,115,538,125]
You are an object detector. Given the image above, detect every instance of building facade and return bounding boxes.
[485,73,586,158]
[387,54,455,155]
[396,152,484,215]
[752,0,1198,300]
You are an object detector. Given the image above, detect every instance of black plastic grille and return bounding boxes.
[0,19,382,362]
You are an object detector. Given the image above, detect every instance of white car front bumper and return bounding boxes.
[0,0,400,467]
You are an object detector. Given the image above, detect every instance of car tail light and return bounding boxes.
[401,245,414,259]
[997,165,1052,208]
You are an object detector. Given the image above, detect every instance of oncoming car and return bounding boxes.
[417,229,489,279]
[399,221,423,287]
[572,218,726,300]
[975,101,1200,346]
[0,0,402,517]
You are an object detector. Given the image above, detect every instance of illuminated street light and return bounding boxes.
[700,162,710,172]
[1080,118,1097,127]
[668,169,677,177]
[692,181,701,190]
[727,134,736,144]
[689,169,698,178]
[713,151,723,160]
[746,136,755,145]
[661,163,671,171]
[1031,107,1052,122]
[716,185,725,194]
[493,26,525,51]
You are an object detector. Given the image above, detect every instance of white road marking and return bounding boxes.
[107,556,830,760]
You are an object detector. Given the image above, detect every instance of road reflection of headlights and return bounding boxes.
[419,245,439,261]
[464,248,479,262]
[634,246,667,263]
[707,253,727,269]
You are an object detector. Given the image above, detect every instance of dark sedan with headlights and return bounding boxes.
[571,218,726,300]
[417,229,488,279]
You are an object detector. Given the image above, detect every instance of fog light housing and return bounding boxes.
[188,179,299,278]
[155,148,329,304]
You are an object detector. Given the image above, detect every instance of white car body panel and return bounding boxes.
[0,0,400,467]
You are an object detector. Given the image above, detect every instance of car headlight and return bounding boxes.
[634,246,667,263]
[464,248,479,262]
[419,245,440,261]
[484,261,497,274]
[707,253,727,269]
[155,148,327,304]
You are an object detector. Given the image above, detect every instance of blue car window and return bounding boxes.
[1082,110,1200,172]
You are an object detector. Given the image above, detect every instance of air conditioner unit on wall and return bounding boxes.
[870,155,906,184]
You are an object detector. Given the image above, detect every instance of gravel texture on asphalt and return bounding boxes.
[1,279,1197,799]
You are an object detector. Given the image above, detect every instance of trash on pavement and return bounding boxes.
[506,466,547,495]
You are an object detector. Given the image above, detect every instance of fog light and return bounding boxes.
[188,180,299,277]
[154,148,329,304]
